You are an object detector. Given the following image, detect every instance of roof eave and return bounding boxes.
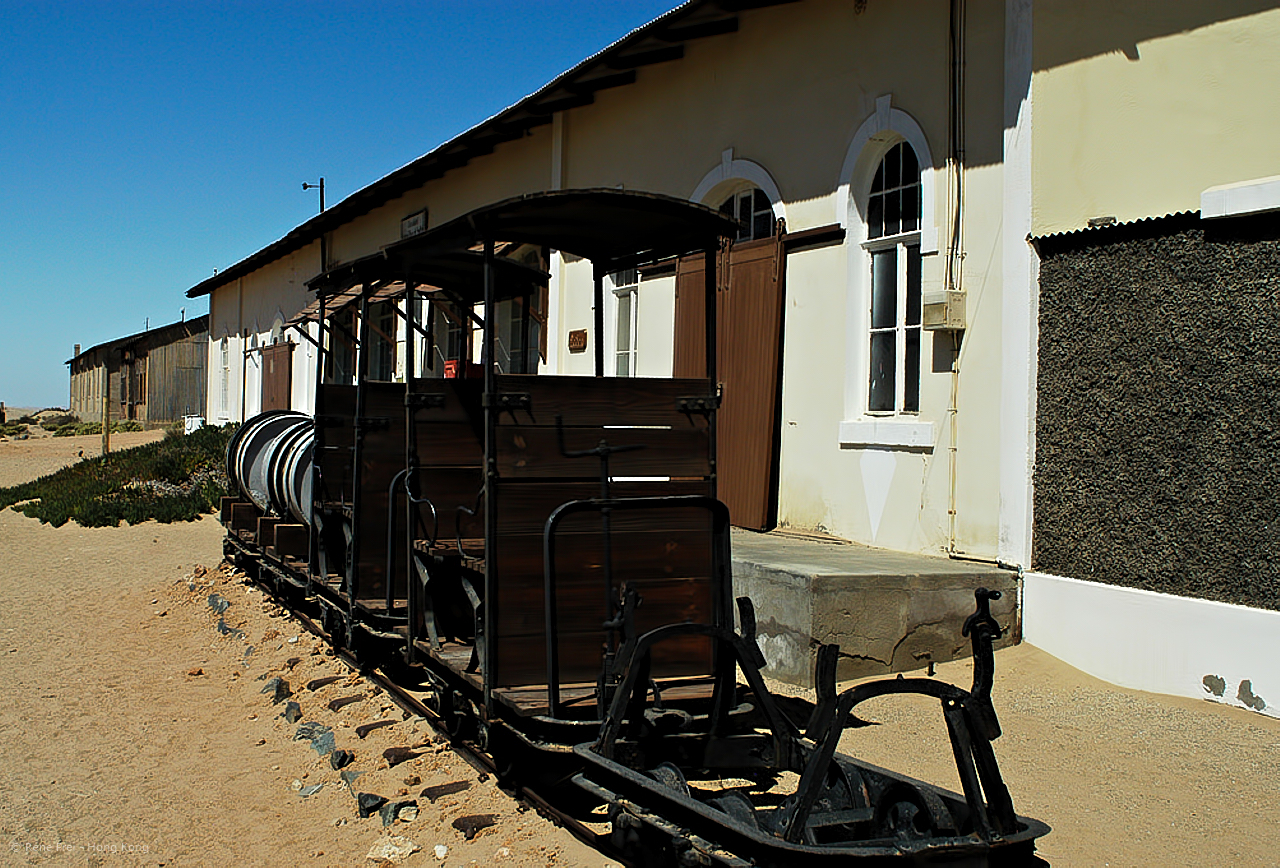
[186,0,798,300]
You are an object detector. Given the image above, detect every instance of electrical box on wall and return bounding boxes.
[922,290,966,331]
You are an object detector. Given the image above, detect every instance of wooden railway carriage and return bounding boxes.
[298,190,736,720]
[221,190,1048,866]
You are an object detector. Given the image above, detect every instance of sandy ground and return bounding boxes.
[0,433,603,867]
[2,432,1278,866]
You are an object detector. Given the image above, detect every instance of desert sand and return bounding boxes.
[1,431,1278,866]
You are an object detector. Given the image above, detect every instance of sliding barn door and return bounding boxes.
[674,235,786,530]
[261,342,294,412]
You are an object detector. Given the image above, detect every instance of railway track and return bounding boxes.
[234,547,622,862]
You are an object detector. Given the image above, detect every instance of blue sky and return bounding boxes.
[0,0,677,410]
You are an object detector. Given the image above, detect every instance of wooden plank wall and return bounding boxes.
[487,374,718,688]
[146,333,207,424]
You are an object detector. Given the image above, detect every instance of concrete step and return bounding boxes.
[730,528,1018,686]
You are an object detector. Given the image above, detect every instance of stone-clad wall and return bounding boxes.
[1033,213,1280,611]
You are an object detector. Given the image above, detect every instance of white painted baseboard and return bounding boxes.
[1022,571,1279,719]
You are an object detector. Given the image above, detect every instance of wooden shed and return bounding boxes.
[67,315,208,428]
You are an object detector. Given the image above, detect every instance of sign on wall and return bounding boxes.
[401,208,428,239]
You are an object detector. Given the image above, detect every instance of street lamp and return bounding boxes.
[302,177,325,213]
[303,177,327,274]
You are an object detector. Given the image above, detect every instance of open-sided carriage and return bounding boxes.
[220,189,1048,866]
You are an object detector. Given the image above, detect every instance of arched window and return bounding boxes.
[865,142,922,414]
[719,186,775,242]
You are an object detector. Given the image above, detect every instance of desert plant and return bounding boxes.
[40,414,78,431]
[0,424,235,527]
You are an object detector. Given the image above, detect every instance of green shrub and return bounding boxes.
[0,424,235,527]
[39,414,78,431]
[0,422,28,437]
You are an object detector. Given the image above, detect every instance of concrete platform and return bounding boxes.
[730,529,1019,686]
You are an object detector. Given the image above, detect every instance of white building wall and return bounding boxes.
[1024,572,1280,719]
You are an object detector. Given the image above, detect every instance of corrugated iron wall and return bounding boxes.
[146,333,208,424]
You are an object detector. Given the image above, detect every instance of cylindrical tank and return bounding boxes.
[226,410,314,525]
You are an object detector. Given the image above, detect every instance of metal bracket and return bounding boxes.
[677,395,720,414]
[484,392,531,412]
[406,392,446,410]
[355,416,391,432]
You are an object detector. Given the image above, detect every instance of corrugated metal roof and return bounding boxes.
[1031,211,1200,244]
[67,315,209,365]
[186,0,795,300]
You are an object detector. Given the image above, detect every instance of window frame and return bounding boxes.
[863,231,923,416]
[718,186,776,243]
[609,268,639,378]
[838,121,937,451]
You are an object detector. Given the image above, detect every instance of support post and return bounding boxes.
[593,266,605,377]
[309,291,327,588]
[101,368,110,456]
[482,237,497,712]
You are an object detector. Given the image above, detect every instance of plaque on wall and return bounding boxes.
[401,208,428,239]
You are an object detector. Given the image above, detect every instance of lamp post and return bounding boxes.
[302,177,325,212]
[303,177,327,274]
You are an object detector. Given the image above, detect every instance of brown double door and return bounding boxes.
[674,235,786,531]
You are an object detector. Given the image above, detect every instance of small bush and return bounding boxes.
[0,424,235,527]
[1,422,29,437]
[39,414,78,431]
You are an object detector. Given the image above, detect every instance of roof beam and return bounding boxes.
[719,0,801,10]
[530,92,596,115]
[657,16,738,41]
[606,43,684,70]
[567,69,638,94]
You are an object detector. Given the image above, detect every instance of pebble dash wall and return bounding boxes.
[1033,212,1280,611]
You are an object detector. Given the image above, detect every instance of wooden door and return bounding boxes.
[674,235,786,530]
[261,342,294,411]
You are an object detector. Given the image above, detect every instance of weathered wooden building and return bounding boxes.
[67,315,209,428]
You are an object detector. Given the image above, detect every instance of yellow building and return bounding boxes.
[187,1,1280,713]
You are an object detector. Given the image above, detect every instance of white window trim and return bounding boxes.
[691,149,785,224]
[836,95,938,252]
[838,96,937,451]
[839,418,935,449]
[606,270,638,377]
[863,230,922,417]
[1201,174,1280,220]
